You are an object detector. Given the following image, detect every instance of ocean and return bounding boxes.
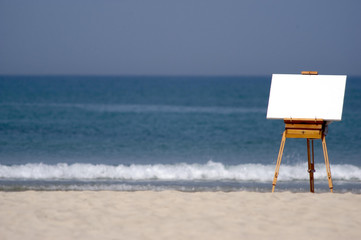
[0,75,360,192]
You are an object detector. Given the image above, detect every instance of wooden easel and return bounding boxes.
[271,71,334,193]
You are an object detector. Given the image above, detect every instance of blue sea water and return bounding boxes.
[0,75,360,192]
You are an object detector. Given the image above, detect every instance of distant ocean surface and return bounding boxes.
[1,75,360,192]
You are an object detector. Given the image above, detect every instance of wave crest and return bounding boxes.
[1,161,360,181]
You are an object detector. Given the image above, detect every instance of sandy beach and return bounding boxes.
[0,191,360,240]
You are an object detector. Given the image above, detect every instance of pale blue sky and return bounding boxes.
[1,0,360,76]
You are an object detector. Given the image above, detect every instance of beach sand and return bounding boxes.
[1,191,361,240]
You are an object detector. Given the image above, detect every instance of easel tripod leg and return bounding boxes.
[307,139,315,193]
[272,131,286,192]
[322,135,333,193]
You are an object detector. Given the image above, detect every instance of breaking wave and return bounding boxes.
[1,161,360,182]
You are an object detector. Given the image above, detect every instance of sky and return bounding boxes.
[1,0,360,76]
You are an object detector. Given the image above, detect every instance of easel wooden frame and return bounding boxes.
[271,118,333,193]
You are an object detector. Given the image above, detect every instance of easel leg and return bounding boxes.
[322,135,333,193]
[272,131,286,192]
[307,139,315,193]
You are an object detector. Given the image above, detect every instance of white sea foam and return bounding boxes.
[1,103,265,114]
[1,161,360,181]
[78,104,265,114]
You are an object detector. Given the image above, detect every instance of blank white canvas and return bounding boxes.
[266,74,347,121]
